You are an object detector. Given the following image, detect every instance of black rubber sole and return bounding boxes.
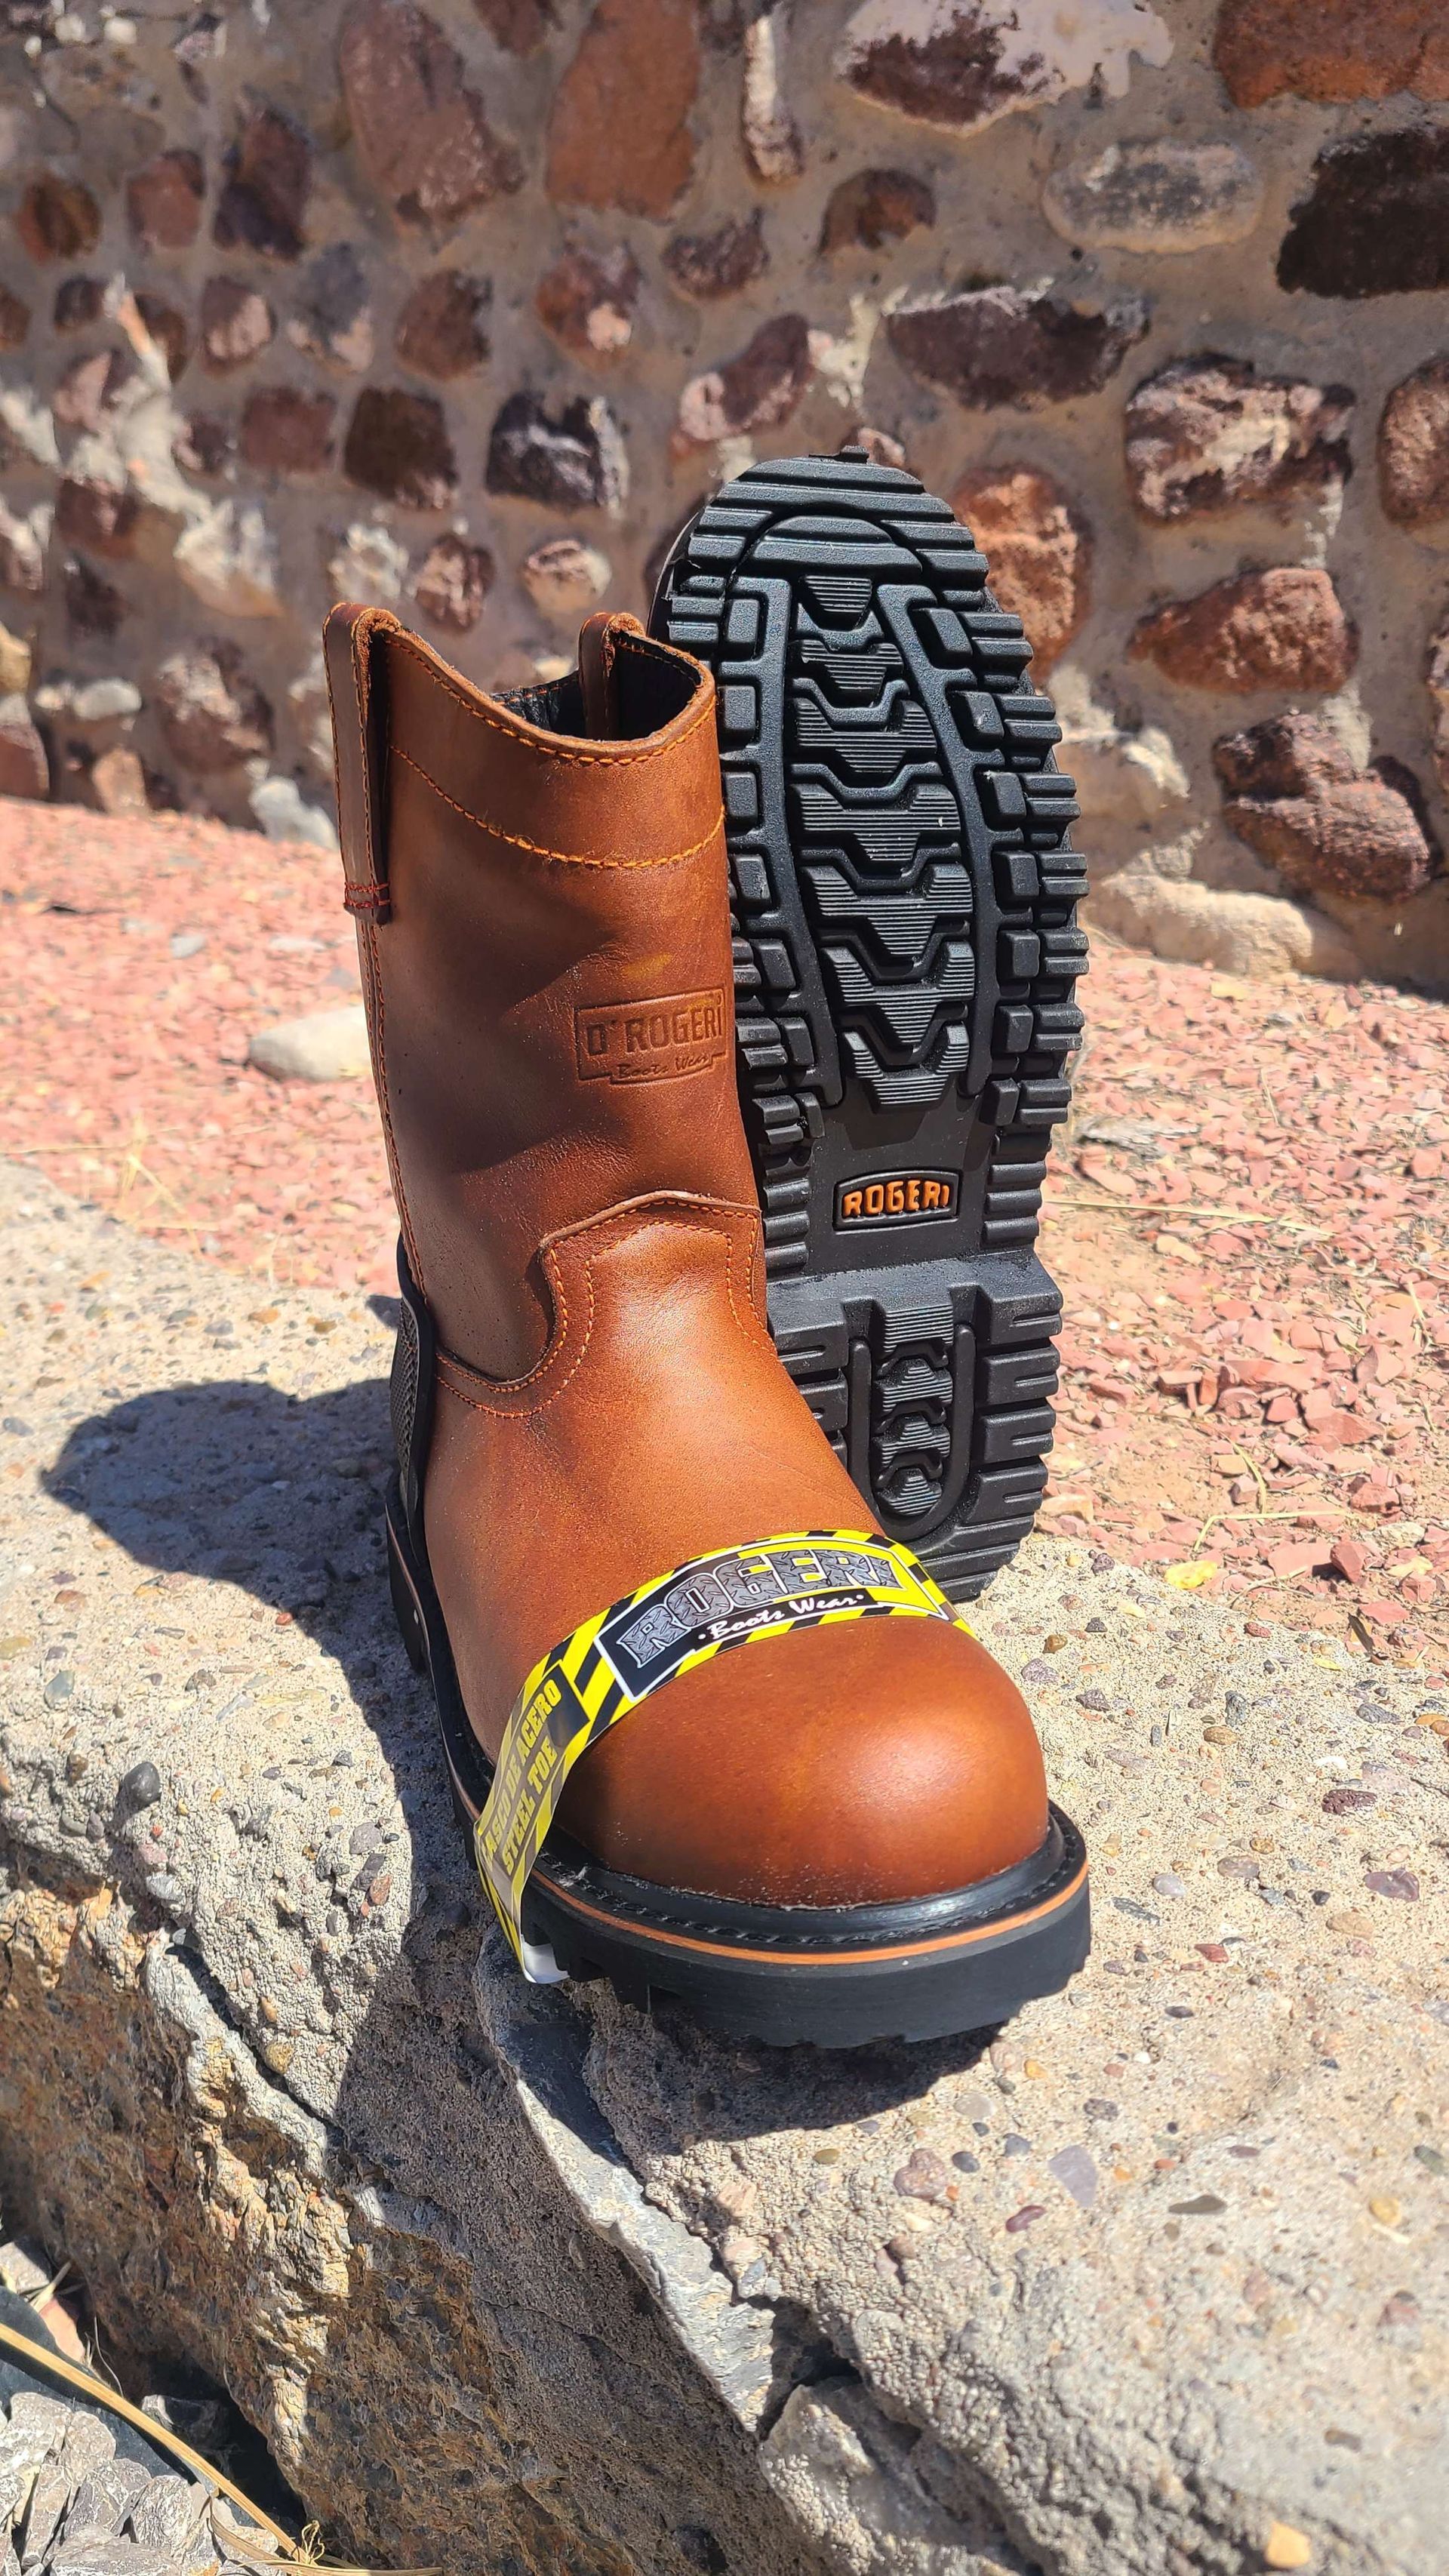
[385,1462,1090,2050]
[650,451,1087,1598]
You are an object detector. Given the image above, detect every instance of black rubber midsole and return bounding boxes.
[385,1470,1090,2041]
[650,452,1086,1598]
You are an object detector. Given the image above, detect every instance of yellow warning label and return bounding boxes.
[475,1529,972,1974]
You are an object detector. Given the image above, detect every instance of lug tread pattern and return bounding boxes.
[654,453,1083,1575]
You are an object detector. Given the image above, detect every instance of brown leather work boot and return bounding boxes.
[325,600,1088,2045]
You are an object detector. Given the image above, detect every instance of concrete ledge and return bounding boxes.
[1,1166,1444,2576]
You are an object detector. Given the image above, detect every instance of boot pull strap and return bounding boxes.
[577,608,645,739]
[324,602,399,922]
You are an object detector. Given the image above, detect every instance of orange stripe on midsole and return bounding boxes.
[536,1855,1089,1968]
[448,1750,1086,1968]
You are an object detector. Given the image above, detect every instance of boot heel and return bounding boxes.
[387,1519,429,1676]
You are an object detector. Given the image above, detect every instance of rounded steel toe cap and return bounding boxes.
[556,1612,1048,1908]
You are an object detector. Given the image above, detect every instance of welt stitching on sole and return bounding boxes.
[651,454,1085,1597]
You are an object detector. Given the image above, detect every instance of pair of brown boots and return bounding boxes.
[325,451,1088,2047]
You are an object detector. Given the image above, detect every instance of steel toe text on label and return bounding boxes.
[835,1170,958,1229]
[575,987,727,1085]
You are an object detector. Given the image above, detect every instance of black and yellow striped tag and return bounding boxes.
[475,1529,971,1977]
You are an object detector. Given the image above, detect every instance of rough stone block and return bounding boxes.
[240,389,336,478]
[951,463,1091,672]
[339,0,521,232]
[1213,0,1449,107]
[213,104,312,263]
[1129,567,1357,694]
[411,533,494,633]
[1124,358,1353,521]
[1278,128,1449,297]
[890,283,1149,410]
[153,643,272,772]
[486,392,626,511]
[342,388,457,510]
[546,0,699,218]
[1214,711,1434,903]
[0,1169,1444,2576]
[534,244,640,357]
[394,271,490,380]
[663,211,768,303]
[198,279,274,375]
[675,312,813,445]
[125,150,204,253]
[1043,137,1263,253]
[835,0,1172,132]
[1378,357,1449,534]
[17,176,100,262]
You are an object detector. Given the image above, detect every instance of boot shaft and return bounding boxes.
[325,605,754,1377]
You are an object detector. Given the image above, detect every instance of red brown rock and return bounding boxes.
[199,278,275,374]
[339,0,521,232]
[485,392,626,509]
[0,706,48,801]
[241,388,336,475]
[1378,358,1449,530]
[125,149,205,251]
[1212,0,1449,107]
[1129,568,1357,694]
[889,285,1149,412]
[154,642,273,771]
[1278,129,1449,299]
[17,176,100,262]
[0,285,30,349]
[820,168,934,254]
[662,211,768,303]
[214,106,311,262]
[411,532,495,632]
[534,244,640,358]
[54,278,103,332]
[395,271,490,380]
[950,465,1090,673]
[56,475,138,561]
[675,312,813,447]
[133,294,190,383]
[343,386,457,509]
[1125,359,1353,522]
[1214,712,1433,903]
[546,0,699,219]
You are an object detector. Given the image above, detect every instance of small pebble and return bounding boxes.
[1004,2205,1044,2233]
[119,1759,162,1810]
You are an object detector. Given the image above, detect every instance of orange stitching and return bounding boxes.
[343,879,389,911]
[389,627,715,768]
[436,1258,594,1418]
[432,1207,762,1421]
[392,743,724,870]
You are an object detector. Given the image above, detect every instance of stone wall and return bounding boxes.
[2,0,1449,982]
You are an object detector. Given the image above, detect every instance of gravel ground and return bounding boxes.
[1,796,1445,1670]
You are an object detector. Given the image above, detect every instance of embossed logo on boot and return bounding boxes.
[835,1171,958,1228]
[575,988,727,1085]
